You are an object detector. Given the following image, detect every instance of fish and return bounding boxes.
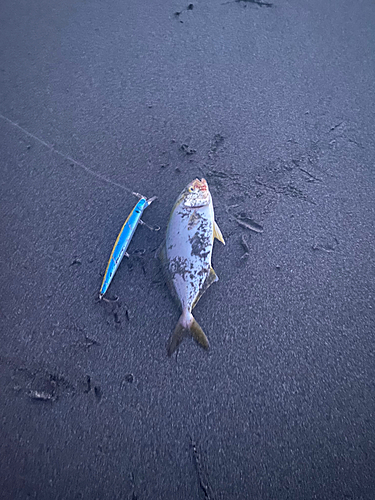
[99,196,156,299]
[159,178,225,355]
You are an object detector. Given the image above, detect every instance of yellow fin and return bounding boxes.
[167,314,209,356]
[192,267,218,310]
[190,317,209,350]
[167,322,186,356]
[213,221,225,245]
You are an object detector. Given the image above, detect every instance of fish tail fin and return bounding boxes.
[167,321,186,357]
[190,316,209,350]
[167,311,209,356]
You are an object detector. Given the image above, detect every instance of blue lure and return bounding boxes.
[99,196,156,299]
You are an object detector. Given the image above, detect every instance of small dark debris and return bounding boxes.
[284,184,314,204]
[125,374,134,383]
[130,472,138,500]
[69,258,82,267]
[94,386,102,401]
[133,249,146,256]
[50,373,75,393]
[237,0,273,6]
[330,121,344,132]
[240,235,250,260]
[83,336,100,349]
[99,294,118,303]
[151,277,163,285]
[209,134,225,155]
[175,4,194,17]
[240,234,250,253]
[180,143,196,155]
[190,437,215,500]
[28,390,55,401]
[207,169,232,180]
[125,309,130,322]
[175,167,181,173]
[225,203,240,214]
[312,237,339,253]
[235,216,263,233]
[26,145,31,150]
[276,265,281,270]
[83,375,91,393]
[291,159,300,168]
[102,298,125,326]
[28,373,58,401]
[348,137,363,148]
[298,167,322,183]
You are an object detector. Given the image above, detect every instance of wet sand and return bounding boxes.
[1,0,375,498]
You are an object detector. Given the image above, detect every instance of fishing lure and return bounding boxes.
[99,196,157,300]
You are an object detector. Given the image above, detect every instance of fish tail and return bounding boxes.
[190,316,209,350]
[167,310,209,356]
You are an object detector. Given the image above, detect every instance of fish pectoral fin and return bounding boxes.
[209,266,218,283]
[191,267,218,310]
[213,221,225,245]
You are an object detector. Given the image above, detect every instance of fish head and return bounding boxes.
[182,178,211,208]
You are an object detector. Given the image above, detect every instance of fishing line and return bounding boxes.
[0,112,146,199]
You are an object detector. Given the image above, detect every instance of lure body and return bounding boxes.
[99,197,149,299]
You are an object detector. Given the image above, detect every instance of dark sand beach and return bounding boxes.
[1,0,374,498]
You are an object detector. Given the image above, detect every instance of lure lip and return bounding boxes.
[133,193,157,206]
[146,195,157,205]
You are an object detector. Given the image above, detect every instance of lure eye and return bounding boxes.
[189,187,194,193]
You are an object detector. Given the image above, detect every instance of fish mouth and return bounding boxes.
[182,178,210,208]
[192,178,208,192]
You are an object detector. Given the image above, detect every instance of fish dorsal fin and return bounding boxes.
[213,221,225,245]
[192,267,219,310]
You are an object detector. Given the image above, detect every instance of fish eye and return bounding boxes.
[188,187,194,193]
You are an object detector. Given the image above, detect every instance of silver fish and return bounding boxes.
[159,178,225,355]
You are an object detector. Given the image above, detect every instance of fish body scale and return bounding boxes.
[166,201,214,311]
